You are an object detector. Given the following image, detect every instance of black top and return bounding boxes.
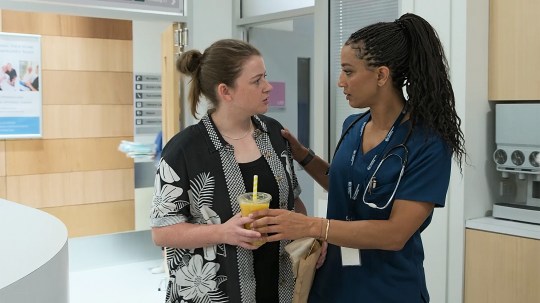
[239,156,280,303]
[150,114,300,303]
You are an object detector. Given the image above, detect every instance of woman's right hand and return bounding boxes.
[281,128,308,162]
[222,213,264,250]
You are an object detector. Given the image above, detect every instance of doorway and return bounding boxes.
[244,14,316,214]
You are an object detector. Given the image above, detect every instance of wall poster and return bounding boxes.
[268,81,286,108]
[0,32,42,139]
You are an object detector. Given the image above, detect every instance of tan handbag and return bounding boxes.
[285,237,322,303]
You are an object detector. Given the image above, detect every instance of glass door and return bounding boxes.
[243,14,316,215]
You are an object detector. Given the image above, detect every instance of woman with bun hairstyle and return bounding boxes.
[150,39,306,303]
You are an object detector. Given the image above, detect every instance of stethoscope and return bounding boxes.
[332,109,413,216]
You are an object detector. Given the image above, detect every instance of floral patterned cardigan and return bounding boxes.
[150,114,301,303]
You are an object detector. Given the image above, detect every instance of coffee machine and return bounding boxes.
[492,103,540,224]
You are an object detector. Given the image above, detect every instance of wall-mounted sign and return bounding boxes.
[134,73,162,135]
[0,33,42,139]
[268,81,286,107]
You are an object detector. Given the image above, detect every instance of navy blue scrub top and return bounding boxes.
[309,112,452,303]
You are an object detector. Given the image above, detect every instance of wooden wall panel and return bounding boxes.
[489,0,540,100]
[42,36,133,72]
[43,71,133,105]
[42,105,133,138]
[5,138,133,175]
[1,10,132,40]
[0,141,5,176]
[0,141,4,198]
[0,177,5,199]
[2,11,134,238]
[465,229,540,302]
[6,168,134,208]
[41,200,135,237]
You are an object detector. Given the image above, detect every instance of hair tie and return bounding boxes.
[394,19,406,30]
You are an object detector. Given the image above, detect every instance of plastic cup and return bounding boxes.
[238,192,272,247]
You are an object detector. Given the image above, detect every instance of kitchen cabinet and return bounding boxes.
[489,0,540,101]
[464,229,540,302]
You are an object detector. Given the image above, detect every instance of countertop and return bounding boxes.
[0,198,68,289]
[466,216,540,240]
[0,198,69,302]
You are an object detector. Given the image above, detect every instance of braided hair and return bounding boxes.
[346,13,466,171]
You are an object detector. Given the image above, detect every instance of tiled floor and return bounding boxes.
[68,230,167,303]
[70,259,167,303]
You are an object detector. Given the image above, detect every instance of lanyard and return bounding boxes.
[346,109,406,220]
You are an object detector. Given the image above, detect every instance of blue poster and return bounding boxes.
[0,33,42,139]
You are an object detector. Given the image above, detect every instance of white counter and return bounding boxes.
[466,216,540,240]
[0,199,69,303]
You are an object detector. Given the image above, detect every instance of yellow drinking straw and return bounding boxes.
[253,174,258,201]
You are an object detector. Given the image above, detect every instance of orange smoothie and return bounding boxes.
[239,200,270,217]
[237,192,271,247]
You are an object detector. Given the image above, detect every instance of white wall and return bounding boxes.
[241,0,313,17]
[192,0,234,49]
[183,0,234,126]
[133,20,171,101]
[132,21,171,231]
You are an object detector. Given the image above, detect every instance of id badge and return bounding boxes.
[341,247,361,266]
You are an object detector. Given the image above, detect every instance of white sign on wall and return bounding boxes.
[0,33,42,139]
[134,74,162,135]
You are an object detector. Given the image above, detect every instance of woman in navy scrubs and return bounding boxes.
[252,13,466,302]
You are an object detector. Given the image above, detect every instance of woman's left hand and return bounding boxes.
[250,208,318,242]
[316,241,328,269]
